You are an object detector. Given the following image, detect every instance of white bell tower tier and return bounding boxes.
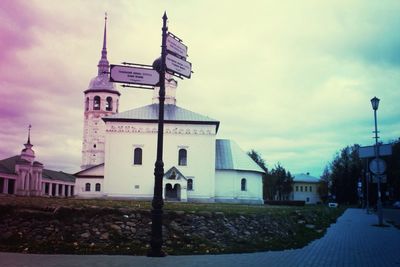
[81,14,120,170]
[152,73,178,105]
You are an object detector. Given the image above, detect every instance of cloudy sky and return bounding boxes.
[1,0,399,176]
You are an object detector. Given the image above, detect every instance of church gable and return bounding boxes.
[75,163,104,178]
[164,166,187,181]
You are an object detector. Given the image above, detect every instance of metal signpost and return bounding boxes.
[109,12,192,257]
[358,144,392,158]
[166,34,188,59]
[110,64,160,87]
[148,12,192,257]
[165,54,192,78]
[358,142,391,215]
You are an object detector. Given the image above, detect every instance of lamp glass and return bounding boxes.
[370,97,380,111]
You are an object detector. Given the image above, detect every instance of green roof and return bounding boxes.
[103,104,220,131]
[0,156,22,175]
[293,173,320,183]
[215,139,264,173]
[42,169,75,183]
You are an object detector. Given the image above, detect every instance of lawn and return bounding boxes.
[0,196,346,255]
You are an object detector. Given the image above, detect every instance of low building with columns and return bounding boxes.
[0,134,75,197]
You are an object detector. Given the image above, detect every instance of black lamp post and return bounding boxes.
[148,12,168,257]
[370,96,383,226]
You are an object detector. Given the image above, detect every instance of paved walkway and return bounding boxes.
[1,208,399,267]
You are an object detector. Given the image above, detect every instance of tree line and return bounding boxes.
[319,138,400,205]
[248,137,400,204]
[247,150,294,200]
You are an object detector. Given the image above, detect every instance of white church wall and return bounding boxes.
[215,170,263,204]
[75,178,104,197]
[104,121,216,201]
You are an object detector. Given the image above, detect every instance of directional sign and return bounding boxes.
[371,174,387,183]
[165,53,192,78]
[166,34,187,59]
[110,64,160,86]
[358,144,392,158]
[369,158,387,175]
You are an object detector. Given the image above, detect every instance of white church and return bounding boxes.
[74,17,264,204]
[0,18,264,204]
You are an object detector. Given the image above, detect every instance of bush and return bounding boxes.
[264,200,305,206]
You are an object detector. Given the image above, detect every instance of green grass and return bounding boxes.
[0,196,346,255]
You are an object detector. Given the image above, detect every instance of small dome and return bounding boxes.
[88,74,117,91]
[152,57,162,73]
[33,161,43,167]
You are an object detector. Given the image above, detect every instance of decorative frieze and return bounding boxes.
[106,124,214,135]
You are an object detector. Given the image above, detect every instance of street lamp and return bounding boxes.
[370,96,383,225]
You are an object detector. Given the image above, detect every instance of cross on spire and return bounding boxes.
[98,12,109,76]
[27,124,32,145]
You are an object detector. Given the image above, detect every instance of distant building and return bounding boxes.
[0,128,75,197]
[291,173,321,204]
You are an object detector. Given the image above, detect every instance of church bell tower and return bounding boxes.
[81,14,120,170]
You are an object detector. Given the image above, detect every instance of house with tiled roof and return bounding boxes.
[290,173,321,204]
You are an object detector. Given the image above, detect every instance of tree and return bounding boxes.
[324,145,363,204]
[247,150,294,201]
[247,150,269,200]
[318,166,330,203]
[270,163,294,200]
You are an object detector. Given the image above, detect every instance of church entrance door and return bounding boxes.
[165,183,181,201]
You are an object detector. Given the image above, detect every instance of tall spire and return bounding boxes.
[21,124,35,162]
[97,12,109,76]
[26,124,32,146]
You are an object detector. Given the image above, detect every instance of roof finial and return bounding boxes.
[97,12,109,75]
[27,124,32,145]
[103,12,107,51]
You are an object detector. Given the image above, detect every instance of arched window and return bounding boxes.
[241,178,247,191]
[85,97,89,111]
[85,183,91,192]
[187,179,193,191]
[93,96,100,110]
[178,149,187,166]
[106,97,112,111]
[134,147,142,165]
[95,183,101,192]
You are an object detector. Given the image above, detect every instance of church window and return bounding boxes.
[178,149,187,166]
[85,183,91,192]
[93,96,101,110]
[134,148,143,165]
[85,97,89,111]
[241,178,247,191]
[95,183,101,192]
[106,97,113,111]
[187,179,193,191]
